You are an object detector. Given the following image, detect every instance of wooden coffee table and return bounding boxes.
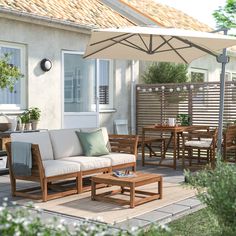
[91,172,162,208]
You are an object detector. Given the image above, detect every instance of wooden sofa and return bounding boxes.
[6,128,138,202]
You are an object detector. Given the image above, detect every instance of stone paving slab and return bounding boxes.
[154,203,190,216]
[114,218,150,230]
[175,198,201,208]
[135,210,172,222]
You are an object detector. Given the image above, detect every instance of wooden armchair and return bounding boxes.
[108,134,139,171]
[223,125,236,163]
[182,127,218,168]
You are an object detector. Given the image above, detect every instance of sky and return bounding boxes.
[154,0,227,28]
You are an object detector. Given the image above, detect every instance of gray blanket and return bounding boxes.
[11,142,32,176]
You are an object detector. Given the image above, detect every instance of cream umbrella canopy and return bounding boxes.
[84,26,236,155]
[84,26,236,63]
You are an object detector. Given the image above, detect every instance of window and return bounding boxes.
[225,72,231,81]
[98,59,113,109]
[0,42,26,111]
[63,53,96,112]
[189,68,207,82]
[189,68,208,105]
[231,73,236,81]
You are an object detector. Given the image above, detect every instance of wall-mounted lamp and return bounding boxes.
[40,58,52,72]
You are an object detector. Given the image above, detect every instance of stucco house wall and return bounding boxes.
[189,51,236,82]
[0,17,88,129]
[0,16,133,132]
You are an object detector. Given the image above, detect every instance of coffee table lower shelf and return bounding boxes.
[91,172,162,208]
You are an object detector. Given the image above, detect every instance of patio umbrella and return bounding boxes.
[84,26,236,155]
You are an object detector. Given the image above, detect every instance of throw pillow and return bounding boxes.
[76,129,110,156]
[80,127,111,152]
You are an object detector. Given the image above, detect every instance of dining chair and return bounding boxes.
[222,125,236,163]
[182,127,218,168]
[114,119,165,158]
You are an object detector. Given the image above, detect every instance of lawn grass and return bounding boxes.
[168,208,221,236]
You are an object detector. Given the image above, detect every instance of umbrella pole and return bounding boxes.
[216,29,229,158]
[131,60,136,135]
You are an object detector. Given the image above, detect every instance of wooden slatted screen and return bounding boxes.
[136,81,236,135]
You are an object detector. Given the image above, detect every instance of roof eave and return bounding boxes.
[0,7,96,34]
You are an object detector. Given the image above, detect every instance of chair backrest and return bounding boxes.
[223,125,236,147]
[114,119,129,135]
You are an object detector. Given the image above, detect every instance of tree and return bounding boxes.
[213,0,236,29]
[0,53,23,92]
[141,62,188,84]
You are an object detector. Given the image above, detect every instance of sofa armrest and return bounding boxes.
[5,142,45,179]
[108,134,139,158]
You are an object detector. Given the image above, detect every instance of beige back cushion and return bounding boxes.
[49,128,82,159]
[11,131,54,160]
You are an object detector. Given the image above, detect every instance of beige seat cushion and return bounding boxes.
[61,156,111,171]
[101,152,136,166]
[42,160,80,177]
[11,131,54,160]
[185,140,212,148]
[49,128,82,159]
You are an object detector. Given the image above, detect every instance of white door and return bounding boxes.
[62,51,99,128]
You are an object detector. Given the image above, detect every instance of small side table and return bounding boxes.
[91,172,162,208]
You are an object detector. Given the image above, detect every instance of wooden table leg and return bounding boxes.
[142,129,145,166]
[130,183,135,208]
[173,131,177,170]
[158,177,163,199]
[121,186,125,194]
[91,181,96,200]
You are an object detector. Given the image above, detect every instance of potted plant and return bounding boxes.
[177,114,191,126]
[29,107,41,130]
[19,111,31,131]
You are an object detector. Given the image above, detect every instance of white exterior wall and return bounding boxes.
[189,52,236,82]
[99,60,139,134]
[0,17,134,132]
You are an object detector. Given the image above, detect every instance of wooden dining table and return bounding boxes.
[142,125,210,169]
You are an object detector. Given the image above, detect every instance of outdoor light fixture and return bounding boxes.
[40,58,52,72]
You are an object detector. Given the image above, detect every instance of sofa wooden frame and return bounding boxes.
[6,134,139,202]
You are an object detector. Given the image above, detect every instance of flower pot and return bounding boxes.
[24,123,31,131]
[18,123,25,132]
[31,121,38,130]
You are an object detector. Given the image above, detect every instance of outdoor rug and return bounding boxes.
[16,181,196,224]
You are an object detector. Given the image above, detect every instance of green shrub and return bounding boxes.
[141,62,188,84]
[185,161,236,235]
[0,53,23,92]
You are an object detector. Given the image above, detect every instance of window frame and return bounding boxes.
[189,68,208,83]
[0,42,26,111]
[98,59,113,110]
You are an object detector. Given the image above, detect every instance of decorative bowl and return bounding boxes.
[0,123,11,132]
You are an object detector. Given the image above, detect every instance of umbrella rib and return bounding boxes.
[116,39,149,53]
[160,36,188,63]
[173,36,218,58]
[152,38,173,53]
[156,45,192,53]
[84,34,135,58]
[89,33,131,46]
[138,34,149,51]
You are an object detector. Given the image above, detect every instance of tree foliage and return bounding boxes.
[141,62,188,84]
[0,53,23,92]
[213,0,236,29]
